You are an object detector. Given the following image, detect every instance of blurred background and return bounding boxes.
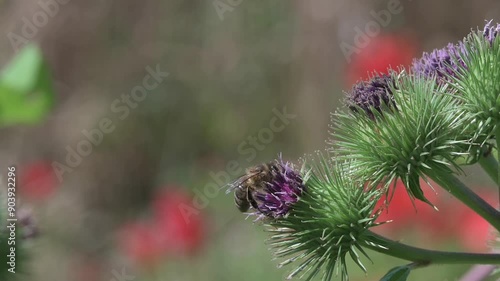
[0,0,499,280]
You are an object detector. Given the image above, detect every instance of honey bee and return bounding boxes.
[228,162,279,212]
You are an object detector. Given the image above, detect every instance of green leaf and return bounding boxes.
[406,172,435,208]
[0,44,54,126]
[380,265,411,281]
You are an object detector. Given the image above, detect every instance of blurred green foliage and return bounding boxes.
[0,44,54,126]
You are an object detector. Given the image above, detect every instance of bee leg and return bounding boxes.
[248,189,259,210]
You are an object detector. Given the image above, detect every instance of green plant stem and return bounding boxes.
[361,231,500,264]
[496,122,500,191]
[427,172,500,231]
[478,151,499,185]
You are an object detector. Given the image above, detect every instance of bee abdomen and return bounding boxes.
[234,188,250,212]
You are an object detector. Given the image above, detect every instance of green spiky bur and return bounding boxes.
[332,71,473,206]
[265,157,382,281]
[450,30,500,140]
[449,30,500,186]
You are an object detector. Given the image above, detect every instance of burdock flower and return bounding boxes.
[412,20,500,83]
[19,161,58,202]
[411,42,467,81]
[334,72,471,206]
[118,187,206,268]
[345,34,417,85]
[450,22,500,142]
[266,156,382,281]
[345,73,396,119]
[253,159,306,219]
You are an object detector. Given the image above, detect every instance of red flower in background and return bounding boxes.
[374,179,439,238]
[458,210,491,252]
[119,222,164,268]
[454,190,496,252]
[346,33,417,85]
[374,180,496,251]
[118,187,206,268]
[19,161,58,201]
[153,189,205,256]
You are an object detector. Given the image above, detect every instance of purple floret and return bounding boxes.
[411,20,500,82]
[411,42,467,81]
[254,159,305,219]
[346,74,395,119]
[483,20,500,44]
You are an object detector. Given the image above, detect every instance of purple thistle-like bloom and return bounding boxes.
[346,74,395,119]
[254,159,305,219]
[483,20,500,44]
[411,42,467,81]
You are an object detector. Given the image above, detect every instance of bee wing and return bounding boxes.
[222,172,261,194]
